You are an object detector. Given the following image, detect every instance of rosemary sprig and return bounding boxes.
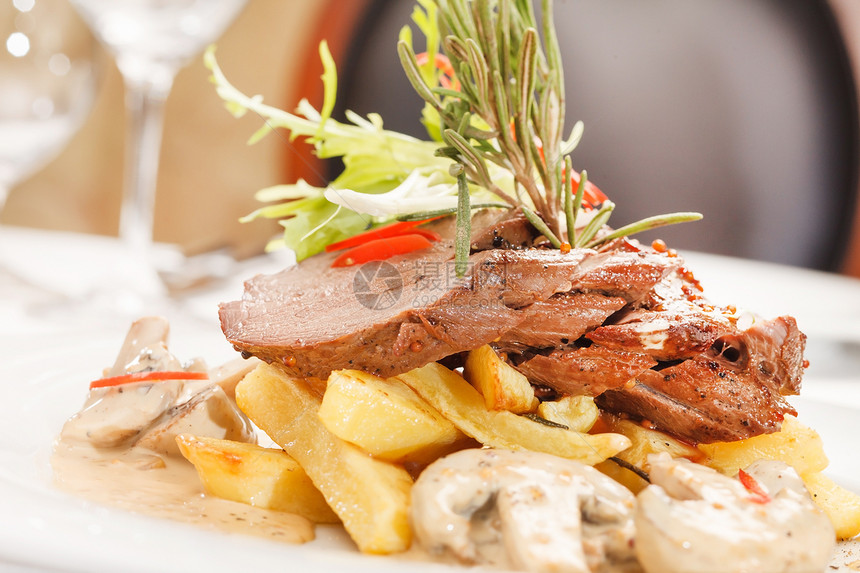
[609,456,651,482]
[523,413,570,429]
[453,167,472,276]
[211,0,701,264]
[398,0,702,271]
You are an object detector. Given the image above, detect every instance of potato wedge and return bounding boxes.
[463,345,538,413]
[396,362,630,465]
[537,395,599,433]
[319,370,469,465]
[595,416,701,493]
[697,415,828,477]
[176,434,338,523]
[802,472,860,540]
[235,363,413,554]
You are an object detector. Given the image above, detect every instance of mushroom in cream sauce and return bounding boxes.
[60,316,256,455]
[635,452,835,573]
[52,317,316,544]
[410,448,638,573]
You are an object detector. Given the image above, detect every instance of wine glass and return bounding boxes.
[0,0,99,213]
[67,0,248,297]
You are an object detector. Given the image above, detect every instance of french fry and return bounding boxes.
[176,434,338,523]
[319,370,469,465]
[802,472,860,540]
[595,416,701,493]
[697,415,828,477]
[537,395,599,433]
[396,362,630,465]
[463,345,538,413]
[235,363,413,555]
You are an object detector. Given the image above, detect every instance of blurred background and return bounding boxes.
[4,0,860,274]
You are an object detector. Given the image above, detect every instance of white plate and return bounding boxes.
[0,320,460,573]
[0,320,858,573]
[2,242,860,572]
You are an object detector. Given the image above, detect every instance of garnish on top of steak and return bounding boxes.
[210,0,805,445]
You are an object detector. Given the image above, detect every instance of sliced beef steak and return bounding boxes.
[595,318,802,443]
[220,219,674,380]
[497,292,626,349]
[220,213,807,444]
[515,346,657,396]
[585,308,731,361]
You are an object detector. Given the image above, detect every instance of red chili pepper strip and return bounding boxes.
[331,234,434,267]
[325,218,440,252]
[570,170,609,209]
[738,468,771,504]
[403,228,442,242]
[89,370,209,390]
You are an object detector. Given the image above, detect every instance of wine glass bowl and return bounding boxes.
[68,0,247,85]
[66,0,247,295]
[0,0,99,210]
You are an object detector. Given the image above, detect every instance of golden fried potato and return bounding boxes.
[235,363,413,554]
[697,415,828,477]
[175,434,338,523]
[802,472,860,540]
[537,395,599,433]
[319,370,469,465]
[396,362,630,465]
[463,345,538,413]
[595,416,701,493]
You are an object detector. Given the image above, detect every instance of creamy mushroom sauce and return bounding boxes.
[51,439,315,544]
[51,316,315,545]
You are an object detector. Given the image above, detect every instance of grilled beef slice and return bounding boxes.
[219,240,664,379]
[220,215,806,443]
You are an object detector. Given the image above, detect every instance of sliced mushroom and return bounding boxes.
[635,453,834,573]
[60,381,184,448]
[135,385,255,456]
[61,317,255,454]
[411,448,637,573]
[107,316,176,376]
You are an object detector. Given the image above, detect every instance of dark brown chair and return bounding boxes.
[294,0,860,274]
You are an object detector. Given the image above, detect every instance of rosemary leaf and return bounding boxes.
[515,28,538,168]
[541,0,565,144]
[572,169,587,219]
[444,129,492,187]
[609,457,651,482]
[457,111,472,135]
[575,200,615,248]
[397,41,444,112]
[563,156,575,243]
[523,413,569,429]
[464,39,489,112]
[431,87,470,106]
[560,120,584,156]
[586,212,704,248]
[455,172,471,277]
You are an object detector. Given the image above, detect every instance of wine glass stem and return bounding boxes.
[119,76,174,261]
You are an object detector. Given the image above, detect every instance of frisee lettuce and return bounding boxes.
[204,29,510,261]
[204,45,442,260]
